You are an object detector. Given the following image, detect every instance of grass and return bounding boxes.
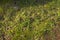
[0,0,60,40]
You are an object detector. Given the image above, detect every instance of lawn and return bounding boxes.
[0,0,60,40]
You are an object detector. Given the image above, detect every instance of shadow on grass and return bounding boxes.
[13,0,53,7]
[0,0,54,7]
